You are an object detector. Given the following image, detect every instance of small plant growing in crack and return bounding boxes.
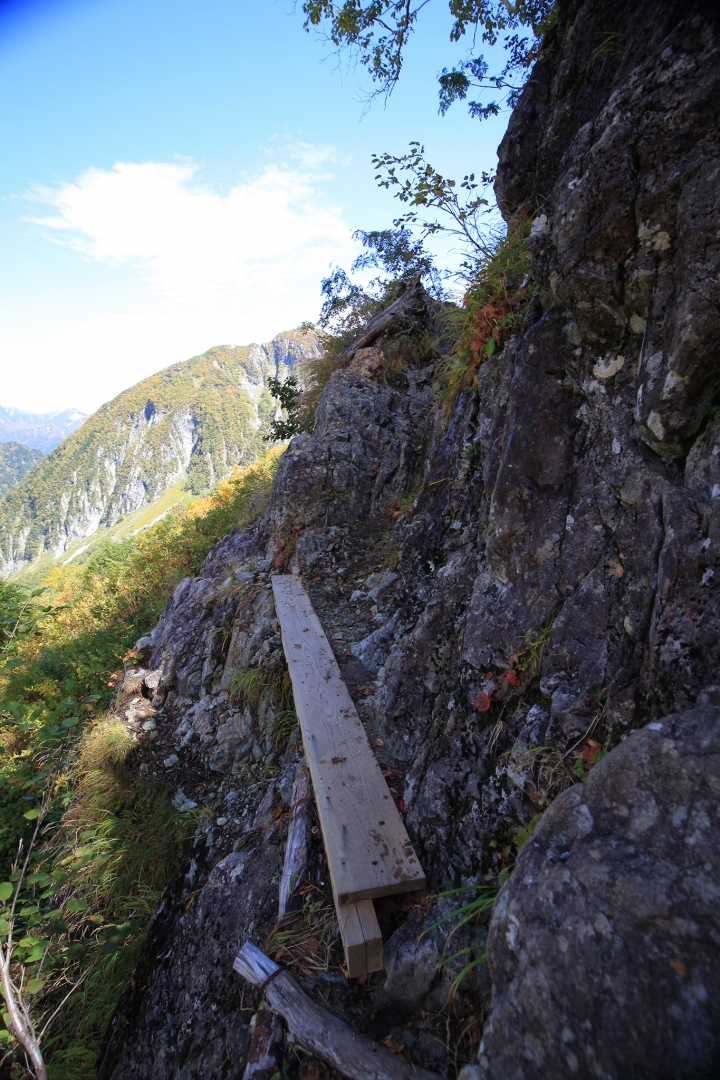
[473,619,553,715]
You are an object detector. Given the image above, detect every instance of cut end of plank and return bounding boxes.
[338,899,383,979]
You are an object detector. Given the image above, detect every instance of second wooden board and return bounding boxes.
[272,574,426,905]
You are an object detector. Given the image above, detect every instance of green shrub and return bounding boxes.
[0,446,284,1075]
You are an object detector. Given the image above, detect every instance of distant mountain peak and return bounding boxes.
[0,406,88,453]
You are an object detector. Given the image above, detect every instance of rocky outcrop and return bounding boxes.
[0,330,320,575]
[97,0,720,1075]
[376,0,720,884]
[472,694,720,1080]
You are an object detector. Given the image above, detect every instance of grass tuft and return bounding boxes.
[39,718,192,1077]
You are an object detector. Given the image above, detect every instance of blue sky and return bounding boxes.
[0,0,510,413]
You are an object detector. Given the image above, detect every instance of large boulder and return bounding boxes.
[470,697,720,1079]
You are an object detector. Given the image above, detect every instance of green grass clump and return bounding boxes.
[38,719,193,1079]
[227,666,293,712]
[0,445,283,1076]
[227,667,298,755]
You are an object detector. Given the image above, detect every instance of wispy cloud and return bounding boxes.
[3,148,360,412]
[24,150,357,307]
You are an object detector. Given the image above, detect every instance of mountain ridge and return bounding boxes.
[0,328,320,577]
[0,406,88,453]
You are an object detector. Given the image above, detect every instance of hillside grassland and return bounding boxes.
[13,480,192,592]
[0,446,283,1078]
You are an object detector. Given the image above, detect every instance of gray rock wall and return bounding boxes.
[473,696,720,1079]
[97,0,720,1075]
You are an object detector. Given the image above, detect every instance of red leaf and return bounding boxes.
[474,691,491,712]
[274,555,283,567]
[504,669,519,686]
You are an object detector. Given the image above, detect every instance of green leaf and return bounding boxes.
[65,898,87,913]
[23,808,40,820]
[498,866,512,886]
[23,946,47,963]
[17,936,39,948]
[25,978,46,995]
[37,726,60,741]
[19,905,40,917]
[0,883,13,902]
[26,873,51,886]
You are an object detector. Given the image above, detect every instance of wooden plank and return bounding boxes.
[337,902,367,978]
[242,1009,284,1080]
[356,900,383,974]
[234,942,441,1080]
[272,575,425,905]
[337,900,384,978]
[278,770,312,919]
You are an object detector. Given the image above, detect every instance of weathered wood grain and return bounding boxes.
[234,942,440,1080]
[337,902,367,978]
[272,575,425,905]
[336,900,383,977]
[356,900,384,974]
[242,1009,284,1080]
[279,769,313,919]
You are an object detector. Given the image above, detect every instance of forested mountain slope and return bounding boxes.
[0,442,44,498]
[0,329,319,576]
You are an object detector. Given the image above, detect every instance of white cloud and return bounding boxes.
[4,149,361,413]
[26,152,357,306]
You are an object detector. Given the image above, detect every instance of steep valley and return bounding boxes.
[0,442,45,498]
[0,329,320,577]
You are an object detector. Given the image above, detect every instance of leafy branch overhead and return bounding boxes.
[302,0,556,117]
[371,143,496,274]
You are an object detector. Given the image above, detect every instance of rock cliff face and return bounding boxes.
[0,330,320,576]
[97,0,720,1077]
